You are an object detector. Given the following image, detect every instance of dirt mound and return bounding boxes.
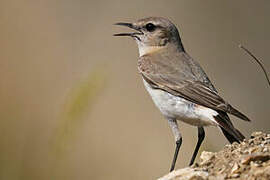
[159,132,270,180]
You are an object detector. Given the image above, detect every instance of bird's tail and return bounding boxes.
[214,112,245,144]
[220,126,245,143]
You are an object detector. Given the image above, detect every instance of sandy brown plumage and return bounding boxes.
[114,16,250,171]
[138,48,250,122]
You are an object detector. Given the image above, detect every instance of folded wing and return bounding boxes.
[139,53,250,122]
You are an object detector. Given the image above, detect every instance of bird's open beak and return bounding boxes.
[113,22,143,37]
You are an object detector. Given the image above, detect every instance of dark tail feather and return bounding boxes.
[220,127,245,144]
[214,112,245,144]
[235,128,245,141]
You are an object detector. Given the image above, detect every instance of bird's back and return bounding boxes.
[139,47,217,92]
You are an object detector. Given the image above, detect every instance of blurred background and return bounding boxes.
[0,0,269,179]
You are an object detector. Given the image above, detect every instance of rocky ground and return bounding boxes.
[159,132,270,180]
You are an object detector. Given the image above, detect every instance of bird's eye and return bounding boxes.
[145,23,156,32]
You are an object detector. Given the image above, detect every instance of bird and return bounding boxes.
[114,17,250,172]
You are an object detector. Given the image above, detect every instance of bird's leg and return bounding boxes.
[170,137,182,172]
[167,118,182,172]
[189,127,205,166]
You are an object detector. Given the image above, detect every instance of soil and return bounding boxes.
[159,132,270,180]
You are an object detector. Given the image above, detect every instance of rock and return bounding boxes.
[230,163,240,174]
[158,168,208,180]
[240,154,270,165]
[158,132,270,180]
[199,151,215,166]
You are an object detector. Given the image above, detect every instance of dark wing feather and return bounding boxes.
[139,52,250,121]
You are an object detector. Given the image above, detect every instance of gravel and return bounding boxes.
[159,132,270,180]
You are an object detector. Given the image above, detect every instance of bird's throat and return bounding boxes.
[138,45,165,57]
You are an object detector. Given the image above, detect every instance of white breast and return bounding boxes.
[142,79,218,127]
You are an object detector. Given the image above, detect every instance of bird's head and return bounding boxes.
[114,17,184,56]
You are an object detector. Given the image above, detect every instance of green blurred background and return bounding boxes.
[0,0,269,179]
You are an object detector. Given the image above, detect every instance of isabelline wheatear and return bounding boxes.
[114,17,250,172]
